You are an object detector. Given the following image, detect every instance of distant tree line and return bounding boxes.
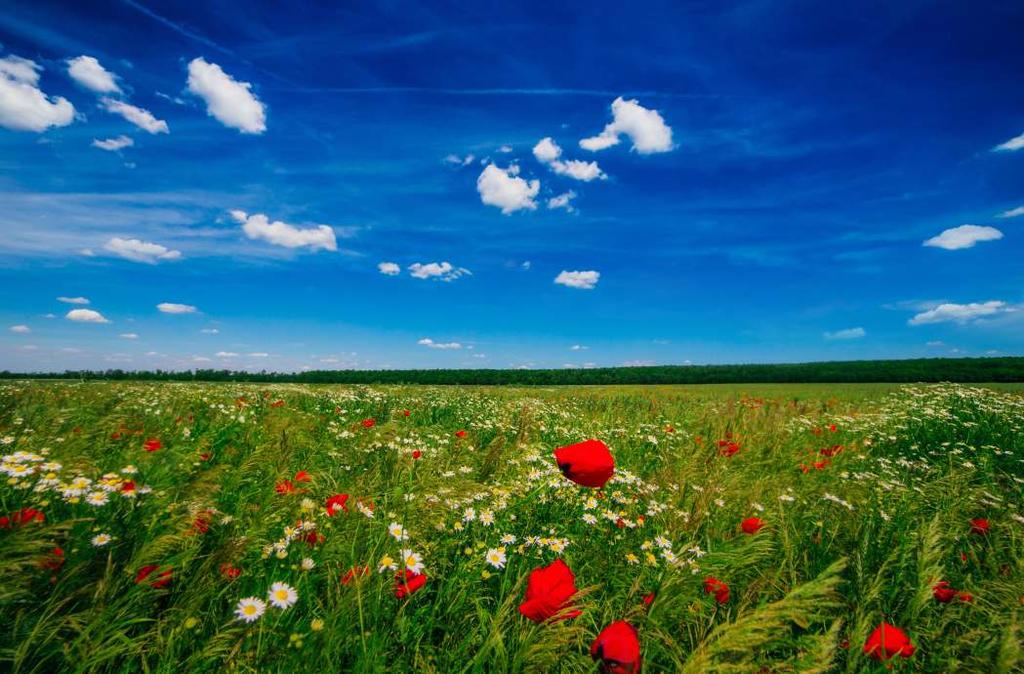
[1,357,1022,385]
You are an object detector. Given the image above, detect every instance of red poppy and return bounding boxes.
[553,439,615,489]
[403,409,411,417]
[455,430,467,438]
[275,479,296,495]
[519,559,581,622]
[741,517,765,534]
[863,622,915,660]
[143,438,162,452]
[412,450,422,460]
[828,424,837,432]
[9,507,45,526]
[394,569,427,598]
[39,546,65,571]
[220,564,242,580]
[192,511,213,534]
[361,418,376,428]
[718,440,741,457]
[303,531,325,548]
[325,493,349,516]
[813,459,830,471]
[933,581,957,603]
[342,565,370,585]
[294,470,312,483]
[642,592,655,607]
[591,621,641,674]
[271,399,285,408]
[958,592,973,602]
[110,431,122,440]
[121,480,136,494]
[819,444,843,457]
[703,577,730,604]
[970,518,990,536]
[135,565,173,588]
[199,452,212,461]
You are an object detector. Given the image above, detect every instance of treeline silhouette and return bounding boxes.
[2,357,1022,385]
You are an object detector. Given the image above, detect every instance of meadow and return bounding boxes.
[0,381,1021,673]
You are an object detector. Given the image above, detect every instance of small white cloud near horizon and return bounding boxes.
[9,324,30,334]
[378,261,401,275]
[823,327,866,340]
[66,308,109,323]
[570,344,589,350]
[157,302,198,314]
[187,58,266,134]
[216,351,239,357]
[532,137,606,182]
[993,132,1024,152]
[580,97,673,154]
[548,190,577,212]
[417,338,462,350]
[100,97,168,134]
[119,332,138,339]
[476,163,540,214]
[200,328,219,334]
[230,210,337,252]
[0,55,75,132]
[92,135,133,151]
[66,56,121,94]
[104,237,182,263]
[923,224,1003,250]
[57,296,90,305]
[555,270,600,290]
[997,205,1024,219]
[909,300,1009,325]
[408,261,470,281]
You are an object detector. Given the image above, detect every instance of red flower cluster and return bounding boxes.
[717,440,741,457]
[0,507,45,528]
[135,565,173,588]
[270,399,285,408]
[220,564,242,580]
[863,622,915,661]
[325,493,349,516]
[932,581,972,603]
[553,439,615,489]
[143,438,162,452]
[394,569,427,598]
[590,621,641,674]
[38,546,65,572]
[703,576,730,604]
[519,559,581,622]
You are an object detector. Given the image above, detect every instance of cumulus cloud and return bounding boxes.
[548,190,577,212]
[91,135,133,151]
[187,58,266,134]
[909,300,1009,325]
[823,327,866,340]
[104,237,182,263]
[923,224,1003,250]
[554,270,600,290]
[408,261,471,281]
[9,324,30,333]
[66,56,121,94]
[443,153,475,166]
[997,205,1024,219]
[57,296,90,305]
[417,338,462,350]
[580,97,673,154]
[66,308,109,323]
[119,332,138,339]
[378,261,401,275]
[100,97,168,133]
[157,302,198,314]
[0,55,75,132]
[476,164,540,214]
[533,137,606,182]
[230,210,337,252]
[993,133,1024,152]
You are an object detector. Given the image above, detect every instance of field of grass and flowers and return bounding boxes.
[0,381,1022,673]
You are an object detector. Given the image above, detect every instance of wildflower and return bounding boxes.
[412,450,422,460]
[388,522,409,541]
[741,517,765,534]
[703,577,730,604]
[642,592,655,607]
[625,553,639,565]
[485,547,507,569]
[39,546,64,571]
[933,581,957,603]
[341,566,370,585]
[361,418,375,428]
[863,622,915,661]
[91,533,112,547]
[553,439,615,489]
[235,597,266,623]
[271,399,285,408]
[591,621,641,674]
[325,493,349,516]
[378,555,397,573]
[970,518,990,536]
[519,559,581,622]
[310,618,325,631]
[500,533,517,545]
[275,479,295,495]
[135,565,173,588]
[301,557,316,571]
[143,438,162,452]
[455,430,467,438]
[479,510,495,526]
[4,507,45,526]
[294,470,312,483]
[220,564,242,580]
[394,569,427,598]
[268,582,298,609]
[718,440,740,457]
[86,491,109,506]
[400,549,425,574]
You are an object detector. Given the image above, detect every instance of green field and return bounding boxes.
[1,381,1022,672]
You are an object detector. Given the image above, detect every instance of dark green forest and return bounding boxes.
[2,357,1022,385]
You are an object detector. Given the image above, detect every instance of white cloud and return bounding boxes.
[0,55,75,132]
[66,308,109,323]
[443,153,475,166]
[408,261,470,281]
[570,344,588,350]
[909,300,1009,325]
[200,328,219,334]
[548,190,577,212]
[66,56,121,94]
[378,261,401,275]
[57,296,90,305]
[580,97,674,154]
[229,210,337,252]
[248,352,268,357]
[100,97,168,134]
[498,144,513,153]
[9,324,30,334]
[997,205,1024,219]
[554,270,600,290]
[193,356,212,363]
[104,237,182,263]
[216,351,239,357]
[923,224,1003,250]
[119,332,138,339]
[417,338,462,350]
[993,133,1024,152]
[187,58,266,134]
[476,164,540,214]
[823,327,866,340]
[92,135,133,151]
[157,302,198,314]
[533,137,606,182]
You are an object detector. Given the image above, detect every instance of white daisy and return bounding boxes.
[388,522,409,541]
[400,549,425,574]
[485,547,506,569]
[267,582,298,609]
[86,491,109,506]
[301,557,316,571]
[235,597,266,623]
[91,533,112,547]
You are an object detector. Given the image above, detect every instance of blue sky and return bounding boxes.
[1,0,1023,372]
